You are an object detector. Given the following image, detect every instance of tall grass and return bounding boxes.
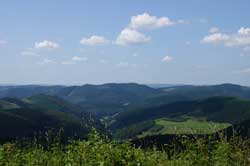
[0,129,250,166]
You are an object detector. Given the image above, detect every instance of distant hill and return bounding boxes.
[0,85,64,99]
[1,83,250,142]
[111,97,250,139]
[1,83,250,116]
[1,83,161,115]
[25,94,86,116]
[159,83,250,100]
[0,95,98,142]
[146,84,185,89]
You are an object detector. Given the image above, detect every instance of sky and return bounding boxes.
[0,0,250,86]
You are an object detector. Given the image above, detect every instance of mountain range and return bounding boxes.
[0,83,250,142]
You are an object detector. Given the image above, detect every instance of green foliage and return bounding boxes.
[0,129,167,166]
[0,129,250,166]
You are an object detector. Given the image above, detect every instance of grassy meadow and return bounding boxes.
[139,118,231,137]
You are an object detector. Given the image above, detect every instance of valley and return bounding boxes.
[1,83,250,165]
[0,83,250,142]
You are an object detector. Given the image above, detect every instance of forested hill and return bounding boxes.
[1,83,250,116]
[0,95,101,142]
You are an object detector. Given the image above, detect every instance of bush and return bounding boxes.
[0,129,250,166]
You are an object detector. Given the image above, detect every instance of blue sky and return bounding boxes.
[0,0,250,85]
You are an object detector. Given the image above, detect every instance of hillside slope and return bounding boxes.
[0,96,95,141]
[1,83,250,116]
[111,97,250,139]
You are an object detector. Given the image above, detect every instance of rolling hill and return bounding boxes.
[111,96,250,139]
[1,83,250,116]
[0,95,98,142]
[0,83,161,115]
[0,83,250,142]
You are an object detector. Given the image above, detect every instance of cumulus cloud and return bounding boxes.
[80,35,109,46]
[35,40,59,49]
[209,27,220,33]
[116,28,150,45]
[162,56,173,62]
[129,13,175,30]
[202,33,230,43]
[202,27,250,47]
[238,27,250,35]
[116,13,184,46]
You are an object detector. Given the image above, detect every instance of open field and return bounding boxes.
[139,118,231,137]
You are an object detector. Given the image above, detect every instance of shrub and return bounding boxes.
[0,129,250,166]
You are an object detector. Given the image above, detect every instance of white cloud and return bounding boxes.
[35,40,59,49]
[129,13,175,30]
[177,19,190,24]
[0,40,8,46]
[61,56,87,65]
[116,28,150,45]
[238,27,250,35]
[209,27,220,33]
[162,56,173,62]
[202,33,230,43]
[116,13,185,46]
[72,56,88,61]
[240,46,250,57]
[185,41,191,45]
[116,62,138,68]
[99,59,109,64]
[202,27,250,47]
[61,61,76,65]
[199,19,208,24]
[133,53,139,57]
[240,53,250,57]
[80,35,109,46]
[37,58,56,65]
[243,46,250,52]
[20,51,39,56]
[236,68,250,74]
[116,62,129,67]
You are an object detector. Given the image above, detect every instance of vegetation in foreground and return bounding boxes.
[0,129,250,166]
